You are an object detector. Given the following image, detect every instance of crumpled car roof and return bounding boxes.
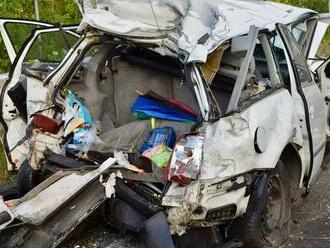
[76,0,315,63]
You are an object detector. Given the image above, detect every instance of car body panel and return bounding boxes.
[76,0,315,63]
[202,89,299,180]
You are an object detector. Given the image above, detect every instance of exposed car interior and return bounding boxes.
[209,33,283,112]
[38,32,282,183]
[64,44,198,152]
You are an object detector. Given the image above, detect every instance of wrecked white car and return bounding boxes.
[1,0,330,247]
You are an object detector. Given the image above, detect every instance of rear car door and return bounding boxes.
[0,26,80,171]
[277,23,327,186]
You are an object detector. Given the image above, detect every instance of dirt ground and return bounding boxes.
[281,157,330,248]
[60,157,330,248]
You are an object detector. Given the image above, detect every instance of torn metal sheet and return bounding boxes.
[4,180,107,248]
[10,158,116,224]
[77,0,314,62]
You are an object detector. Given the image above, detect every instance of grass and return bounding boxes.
[0,143,15,183]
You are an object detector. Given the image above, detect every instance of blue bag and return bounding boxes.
[138,127,176,153]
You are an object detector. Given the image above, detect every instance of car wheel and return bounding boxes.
[240,161,291,247]
[17,160,40,196]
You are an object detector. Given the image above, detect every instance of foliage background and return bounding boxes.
[0,0,329,181]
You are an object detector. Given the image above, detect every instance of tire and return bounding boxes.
[17,160,40,196]
[239,161,291,248]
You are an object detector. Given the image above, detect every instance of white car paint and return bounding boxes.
[77,0,315,63]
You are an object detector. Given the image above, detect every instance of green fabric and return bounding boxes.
[132,111,150,120]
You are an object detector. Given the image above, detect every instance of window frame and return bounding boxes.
[0,19,54,64]
[211,28,286,114]
[22,28,79,66]
[277,23,315,89]
[237,33,286,111]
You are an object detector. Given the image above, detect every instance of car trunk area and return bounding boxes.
[52,43,201,192]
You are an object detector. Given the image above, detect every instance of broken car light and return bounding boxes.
[166,133,204,186]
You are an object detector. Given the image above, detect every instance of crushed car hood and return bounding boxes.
[76,0,315,62]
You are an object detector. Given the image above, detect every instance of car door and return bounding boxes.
[0,26,80,171]
[277,23,327,186]
[0,19,54,64]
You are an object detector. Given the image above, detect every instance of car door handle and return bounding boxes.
[325,96,330,102]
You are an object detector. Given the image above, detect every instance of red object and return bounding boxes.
[163,160,192,186]
[31,113,64,134]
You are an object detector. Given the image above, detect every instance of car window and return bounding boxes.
[316,26,330,58]
[22,30,78,79]
[5,22,41,54]
[291,18,318,58]
[270,34,290,85]
[0,37,10,73]
[0,22,45,73]
[292,27,303,42]
[280,26,313,87]
[240,35,282,101]
[209,33,282,112]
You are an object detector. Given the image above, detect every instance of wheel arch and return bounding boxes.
[279,143,304,200]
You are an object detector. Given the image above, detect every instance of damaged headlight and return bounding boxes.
[166,133,204,186]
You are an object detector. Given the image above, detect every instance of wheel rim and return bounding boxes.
[260,174,285,243]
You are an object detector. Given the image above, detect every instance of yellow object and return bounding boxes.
[201,44,230,84]
[151,117,156,129]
